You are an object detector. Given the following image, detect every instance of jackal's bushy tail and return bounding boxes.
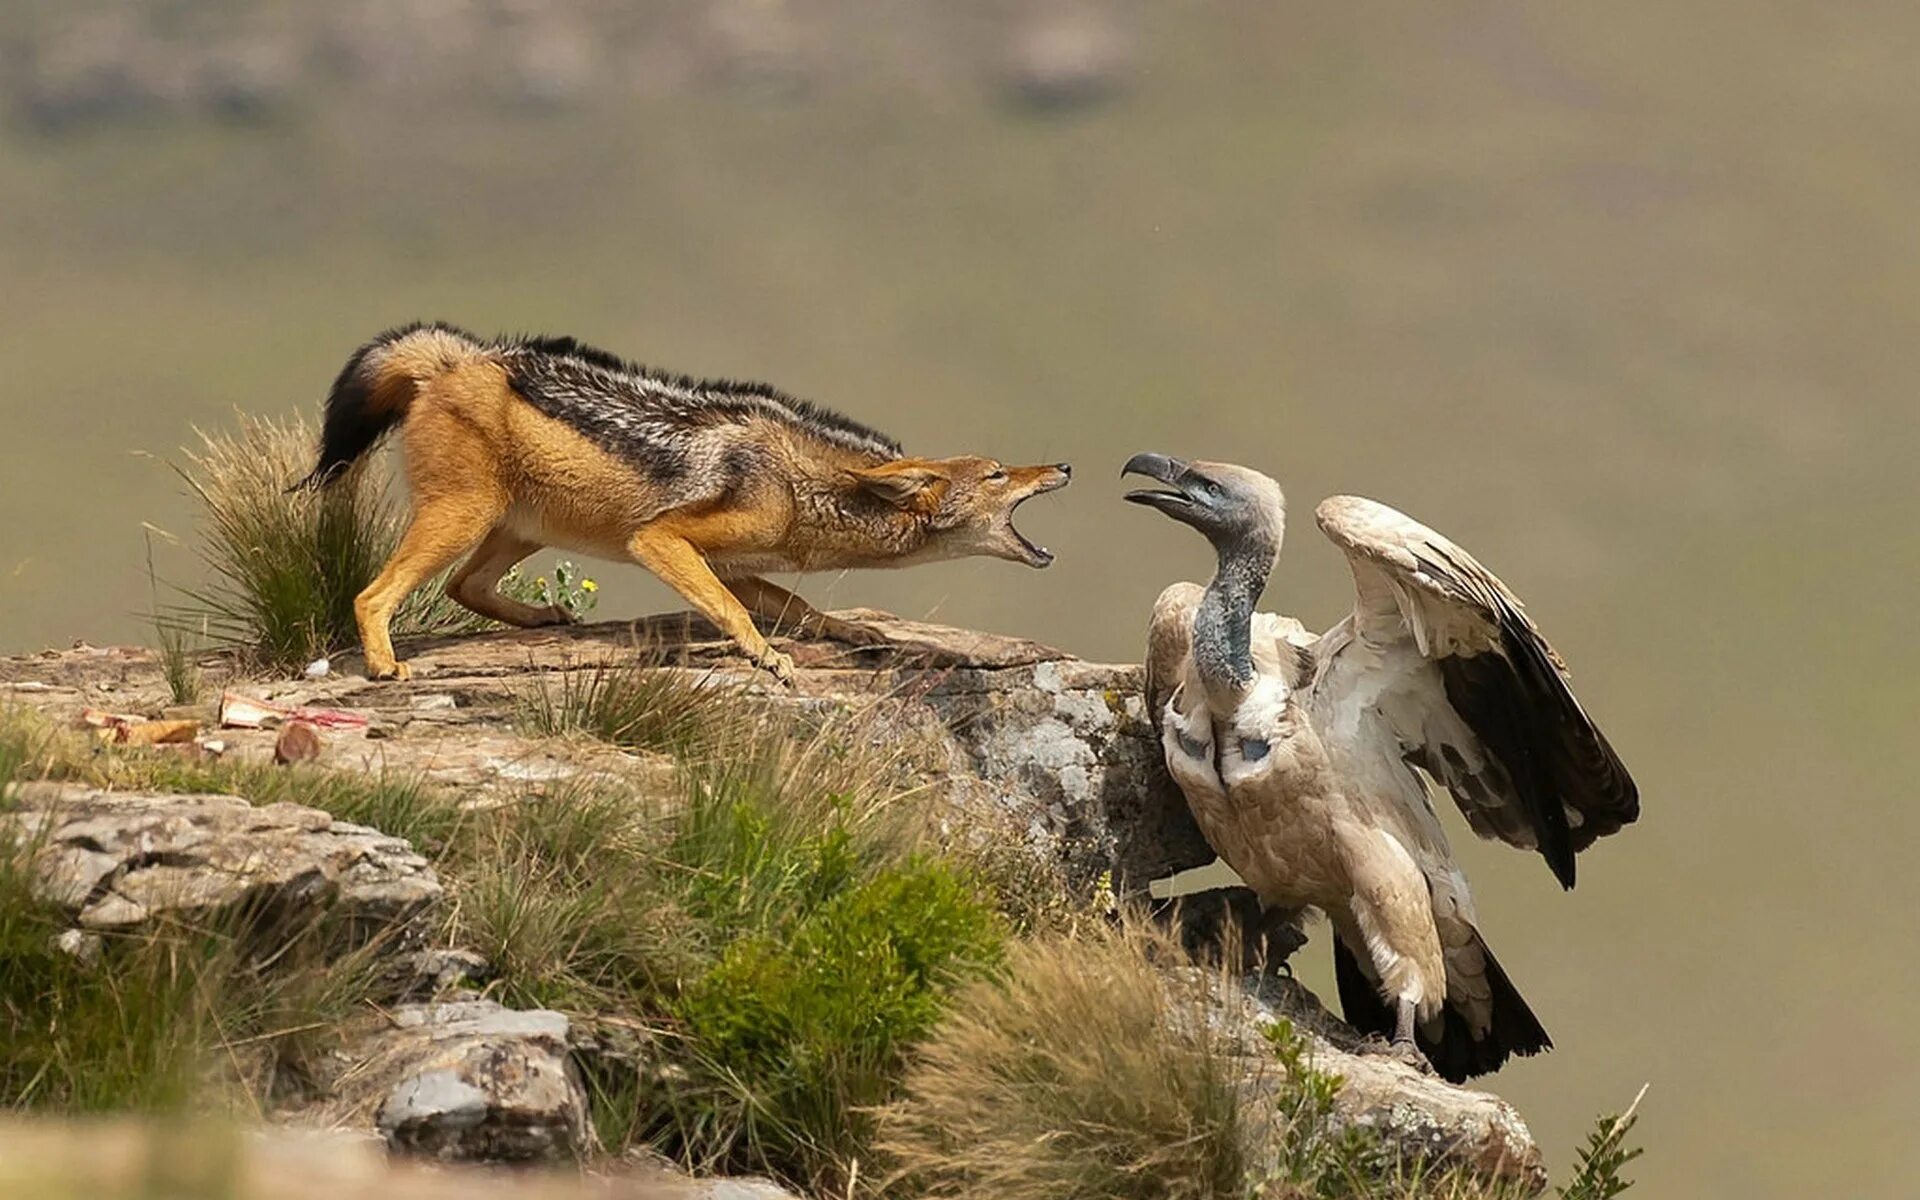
[296,322,485,490]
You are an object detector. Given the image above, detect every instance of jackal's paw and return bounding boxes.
[531,605,578,628]
[814,616,892,648]
[753,648,797,687]
[369,660,412,682]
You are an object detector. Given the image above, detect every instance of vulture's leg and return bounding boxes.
[1393,997,1417,1047]
[1391,997,1434,1074]
[1340,830,1447,1071]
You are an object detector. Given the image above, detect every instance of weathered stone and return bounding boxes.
[384,947,494,1002]
[341,999,589,1164]
[1,783,440,941]
[1228,973,1548,1194]
[274,719,323,764]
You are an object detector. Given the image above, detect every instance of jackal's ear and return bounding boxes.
[849,463,945,509]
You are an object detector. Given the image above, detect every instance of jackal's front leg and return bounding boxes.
[356,499,499,680]
[627,528,795,685]
[724,576,891,648]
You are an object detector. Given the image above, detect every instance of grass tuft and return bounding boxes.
[453,781,700,1014]
[874,920,1253,1200]
[153,618,207,707]
[145,526,208,706]
[0,831,387,1115]
[166,414,490,673]
[517,652,753,760]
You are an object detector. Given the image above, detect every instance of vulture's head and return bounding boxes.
[1121,453,1286,555]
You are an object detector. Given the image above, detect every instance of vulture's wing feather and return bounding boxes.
[1314,496,1638,888]
[1145,582,1205,738]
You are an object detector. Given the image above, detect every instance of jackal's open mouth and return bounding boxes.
[1009,519,1053,567]
[1000,465,1070,567]
[1007,487,1061,567]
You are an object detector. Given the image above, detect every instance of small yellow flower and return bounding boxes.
[535,576,548,588]
[580,578,599,593]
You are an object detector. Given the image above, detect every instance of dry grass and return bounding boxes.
[165,413,488,673]
[516,652,758,761]
[872,915,1622,1200]
[875,920,1255,1200]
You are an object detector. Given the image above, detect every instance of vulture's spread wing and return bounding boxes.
[1313,495,1638,888]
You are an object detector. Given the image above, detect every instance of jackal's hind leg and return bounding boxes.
[724,576,891,648]
[628,529,794,685]
[447,526,574,629]
[357,501,499,680]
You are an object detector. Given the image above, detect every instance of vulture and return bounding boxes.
[1122,453,1638,1081]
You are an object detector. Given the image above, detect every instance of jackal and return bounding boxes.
[299,323,1071,683]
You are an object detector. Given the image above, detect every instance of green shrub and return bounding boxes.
[1559,1089,1647,1200]
[670,860,1004,1185]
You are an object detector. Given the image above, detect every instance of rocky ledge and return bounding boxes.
[0,611,1546,1194]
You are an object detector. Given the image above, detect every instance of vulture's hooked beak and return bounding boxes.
[1121,452,1212,524]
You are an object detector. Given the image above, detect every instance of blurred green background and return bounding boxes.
[0,2,1914,1194]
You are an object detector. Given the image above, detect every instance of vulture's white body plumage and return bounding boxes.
[1131,460,1638,1081]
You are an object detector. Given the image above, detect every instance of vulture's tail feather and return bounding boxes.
[1333,932,1552,1084]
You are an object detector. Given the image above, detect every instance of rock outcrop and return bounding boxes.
[1233,975,1548,1191]
[0,611,1544,1193]
[2,782,440,940]
[358,999,590,1164]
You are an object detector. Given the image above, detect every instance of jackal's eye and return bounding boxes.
[986,467,1008,482]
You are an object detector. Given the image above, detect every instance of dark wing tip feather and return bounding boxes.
[1496,601,1640,851]
[1438,646,1579,888]
[1436,591,1638,889]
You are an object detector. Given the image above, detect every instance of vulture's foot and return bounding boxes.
[1353,1031,1437,1076]
[1389,1038,1435,1076]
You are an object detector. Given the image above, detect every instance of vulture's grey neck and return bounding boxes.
[1193,531,1277,711]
